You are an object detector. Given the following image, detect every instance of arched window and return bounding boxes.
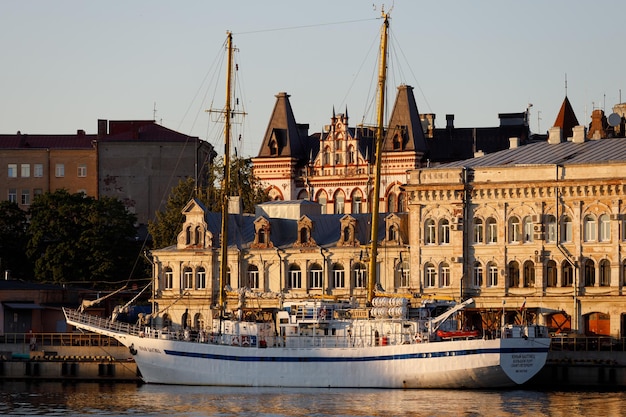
[599,259,611,286]
[472,262,483,288]
[473,218,484,244]
[387,193,397,213]
[247,264,260,289]
[439,263,450,287]
[508,216,521,243]
[523,260,535,287]
[288,264,302,289]
[323,146,331,165]
[353,262,367,288]
[196,267,206,289]
[183,267,193,289]
[583,214,597,242]
[185,226,192,245]
[439,219,450,244]
[164,267,173,289]
[561,216,573,243]
[508,261,520,288]
[546,260,557,287]
[424,219,436,244]
[486,217,497,244]
[562,262,573,287]
[258,229,266,245]
[425,263,436,288]
[347,145,355,164]
[317,191,328,215]
[270,139,278,155]
[351,189,363,214]
[299,227,309,244]
[398,192,406,212]
[388,225,397,242]
[194,313,204,331]
[545,215,557,243]
[584,259,595,287]
[392,133,402,150]
[397,261,410,288]
[195,226,201,245]
[523,216,534,243]
[332,263,345,288]
[334,190,345,214]
[599,214,611,242]
[309,263,323,289]
[487,262,498,287]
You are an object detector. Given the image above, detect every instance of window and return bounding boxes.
[397,261,410,288]
[21,164,30,178]
[523,216,534,243]
[247,265,260,289]
[164,267,174,289]
[332,263,345,288]
[8,189,17,203]
[77,164,87,177]
[387,193,397,212]
[562,262,573,287]
[425,219,436,244]
[425,263,436,288]
[8,164,17,178]
[546,261,557,287]
[55,164,65,178]
[508,216,521,243]
[439,263,450,287]
[583,214,597,242]
[318,194,327,214]
[561,216,572,243]
[487,263,498,287]
[21,189,30,205]
[352,196,362,214]
[398,192,406,212]
[288,264,302,289]
[439,219,450,244]
[183,267,193,289]
[584,259,595,287]
[197,267,206,289]
[545,215,557,243]
[599,260,610,287]
[353,263,367,288]
[486,217,497,244]
[34,188,43,198]
[523,261,535,287]
[472,262,483,288]
[309,263,323,289]
[473,218,484,244]
[508,261,520,288]
[34,164,43,177]
[334,194,345,214]
[599,214,610,242]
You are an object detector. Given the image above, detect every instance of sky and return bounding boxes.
[2,1,625,157]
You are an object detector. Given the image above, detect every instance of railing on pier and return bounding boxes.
[0,332,122,348]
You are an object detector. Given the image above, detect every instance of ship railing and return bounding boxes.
[63,308,143,337]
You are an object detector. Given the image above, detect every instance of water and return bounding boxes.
[0,382,624,417]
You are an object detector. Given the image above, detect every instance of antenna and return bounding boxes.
[565,73,568,97]
[153,102,157,122]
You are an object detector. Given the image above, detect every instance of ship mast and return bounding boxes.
[218,31,234,315]
[367,11,389,304]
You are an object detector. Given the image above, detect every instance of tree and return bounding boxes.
[26,190,140,287]
[0,200,30,278]
[148,157,269,249]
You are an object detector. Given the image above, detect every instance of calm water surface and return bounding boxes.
[0,382,624,417]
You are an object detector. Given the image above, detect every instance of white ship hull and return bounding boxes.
[64,309,549,389]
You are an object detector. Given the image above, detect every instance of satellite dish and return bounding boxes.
[608,113,621,127]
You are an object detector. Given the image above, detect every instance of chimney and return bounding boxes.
[548,127,562,144]
[446,114,454,129]
[572,125,586,143]
[97,119,108,138]
[509,137,519,149]
[77,129,85,137]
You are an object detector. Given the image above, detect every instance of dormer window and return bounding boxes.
[269,139,278,155]
[251,217,273,249]
[294,216,315,247]
[337,215,359,247]
[383,213,404,246]
[393,133,402,150]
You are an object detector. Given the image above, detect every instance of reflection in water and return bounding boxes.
[0,382,624,417]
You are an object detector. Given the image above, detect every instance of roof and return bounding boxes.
[438,136,626,168]
[0,133,95,149]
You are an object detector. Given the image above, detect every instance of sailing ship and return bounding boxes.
[64,12,551,388]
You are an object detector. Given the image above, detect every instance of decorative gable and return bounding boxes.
[177,199,213,249]
[251,216,273,249]
[337,215,359,247]
[293,215,316,247]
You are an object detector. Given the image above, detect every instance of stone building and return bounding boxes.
[404,97,626,337]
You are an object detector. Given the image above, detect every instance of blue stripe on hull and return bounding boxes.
[163,346,548,362]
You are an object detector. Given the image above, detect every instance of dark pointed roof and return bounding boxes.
[257,92,305,157]
[383,85,429,153]
[553,96,579,140]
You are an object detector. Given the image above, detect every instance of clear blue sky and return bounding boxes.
[2,1,625,157]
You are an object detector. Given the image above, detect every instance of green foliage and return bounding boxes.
[148,157,269,249]
[0,200,30,278]
[26,190,140,287]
